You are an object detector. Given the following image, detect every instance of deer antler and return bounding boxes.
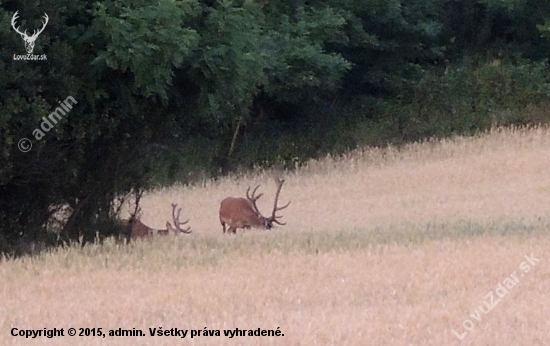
[246,185,263,214]
[11,11,25,37]
[11,11,48,39]
[170,203,191,234]
[270,178,291,225]
[33,13,49,38]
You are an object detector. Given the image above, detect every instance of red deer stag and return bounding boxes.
[123,203,191,239]
[219,178,290,234]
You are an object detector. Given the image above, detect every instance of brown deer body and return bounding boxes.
[219,178,290,234]
[122,219,174,239]
[124,203,191,239]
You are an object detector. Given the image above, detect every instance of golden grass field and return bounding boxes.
[2,126,550,345]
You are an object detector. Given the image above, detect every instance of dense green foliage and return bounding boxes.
[1,0,550,253]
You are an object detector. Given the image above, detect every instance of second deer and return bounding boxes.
[219,178,291,234]
[123,203,191,239]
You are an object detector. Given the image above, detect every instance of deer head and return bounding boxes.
[124,203,191,239]
[219,178,291,234]
[11,11,49,54]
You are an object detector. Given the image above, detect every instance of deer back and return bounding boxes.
[123,219,170,239]
[123,219,152,239]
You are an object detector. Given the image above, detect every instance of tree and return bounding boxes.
[0,0,353,252]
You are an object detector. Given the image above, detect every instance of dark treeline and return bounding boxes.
[1,0,550,252]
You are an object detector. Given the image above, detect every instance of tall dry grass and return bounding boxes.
[1,126,550,345]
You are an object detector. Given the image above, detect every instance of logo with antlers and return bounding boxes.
[11,11,49,54]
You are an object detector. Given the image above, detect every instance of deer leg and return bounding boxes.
[221,221,226,233]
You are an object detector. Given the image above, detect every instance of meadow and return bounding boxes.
[1,126,550,345]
